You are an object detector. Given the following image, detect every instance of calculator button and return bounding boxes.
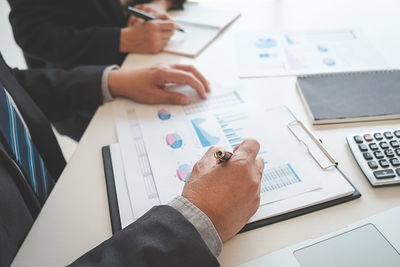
[358,144,368,152]
[369,143,379,150]
[368,161,378,169]
[394,130,400,138]
[354,135,363,143]
[379,159,390,168]
[363,152,373,160]
[363,134,373,142]
[384,131,394,139]
[374,133,383,140]
[390,140,400,148]
[384,149,395,158]
[374,169,396,179]
[379,141,389,149]
[390,158,400,166]
[396,149,400,156]
[396,168,400,176]
[374,151,384,159]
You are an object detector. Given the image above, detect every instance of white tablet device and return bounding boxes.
[239,206,400,267]
[294,224,400,267]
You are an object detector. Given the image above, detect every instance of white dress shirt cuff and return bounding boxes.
[168,196,222,257]
[101,65,119,102]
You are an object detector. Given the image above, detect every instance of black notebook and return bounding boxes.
[297,70,400,124]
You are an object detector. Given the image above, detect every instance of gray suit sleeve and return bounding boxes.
[169,196,222,257]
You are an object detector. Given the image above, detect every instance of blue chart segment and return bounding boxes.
[215,112,248,148]
[317,44,328,52]
[285,34,300,45]
[158,108,171,120]
[258,151,269,165]
[191,118,220,147]
[259,53,271,58]
[166,133,183,149]
[261,164,301,193]
[176,164,192,182]
[255,38,277,49]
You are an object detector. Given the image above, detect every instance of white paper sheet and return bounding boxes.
[133,90,322,205]
[112,101,160,219]
[164,24,220,57]
[169,4,241,29]
[235,29,389,77]
[164,3,240,56]
[109,144,134,228]
[111,88,354,224]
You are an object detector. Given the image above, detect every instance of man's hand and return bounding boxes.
[108,64,210,105]
[182,139,265,242]
[120,14,177,54]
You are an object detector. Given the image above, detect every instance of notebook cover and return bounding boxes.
[297,70,400,123]
[102,146,361,234]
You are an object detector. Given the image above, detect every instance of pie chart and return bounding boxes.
[166,133,183,149]
[323,57,336,66]
[176,164,191,182]
[158,108,171,120]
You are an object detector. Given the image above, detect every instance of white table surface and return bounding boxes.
[12,0,400,266]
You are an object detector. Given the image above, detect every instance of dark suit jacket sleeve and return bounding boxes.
[9,65,106,123]
[69,206,220,267]
[8,1,124,68]
[134,0,186,9]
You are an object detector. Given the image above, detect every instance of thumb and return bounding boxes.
[154,89,189,105]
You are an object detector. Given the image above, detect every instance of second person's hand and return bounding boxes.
[108,64,211,105]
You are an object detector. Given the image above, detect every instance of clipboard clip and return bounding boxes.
[287,120,338,170]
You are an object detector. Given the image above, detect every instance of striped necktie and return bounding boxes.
[0,81,54,205]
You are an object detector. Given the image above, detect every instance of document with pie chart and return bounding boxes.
[134,88,322,205]
[235,28,390,77]
[112,85,355,228]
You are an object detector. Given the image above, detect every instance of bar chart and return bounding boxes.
[215,111,248,148]
[261,163,301,193]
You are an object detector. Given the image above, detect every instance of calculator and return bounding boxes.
[347,129,400,186]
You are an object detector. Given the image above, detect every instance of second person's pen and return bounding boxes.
[127,6,185,33]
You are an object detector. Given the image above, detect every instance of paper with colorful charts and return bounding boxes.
[235,28,390,77]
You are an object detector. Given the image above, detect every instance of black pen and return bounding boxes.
[127,6,185,33]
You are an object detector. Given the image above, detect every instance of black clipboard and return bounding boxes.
[240,167,361,233]
[102,146,122,234]
[102,145,361,234]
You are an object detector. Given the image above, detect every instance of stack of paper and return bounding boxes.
[109,86,355,229]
